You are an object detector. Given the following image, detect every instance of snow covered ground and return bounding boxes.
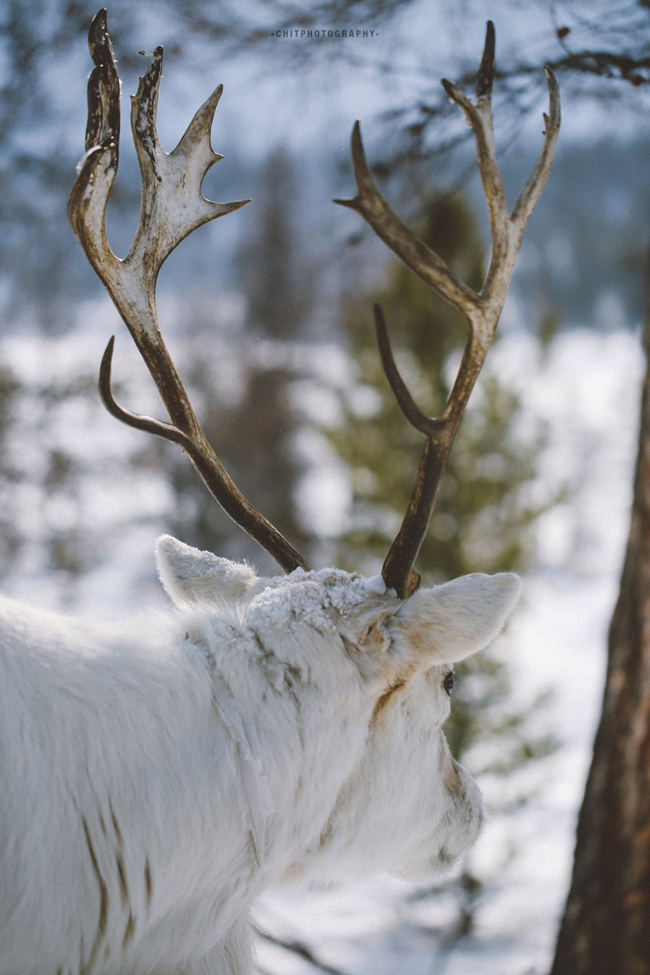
[0,323,644,973]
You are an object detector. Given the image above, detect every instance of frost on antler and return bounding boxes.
[68,10,310,575]
[336,21,560,598]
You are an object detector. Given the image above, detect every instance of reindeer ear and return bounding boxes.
[155,535,259,608]
[391,572,521,665]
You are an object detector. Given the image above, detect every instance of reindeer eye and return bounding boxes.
[443,671,454,696]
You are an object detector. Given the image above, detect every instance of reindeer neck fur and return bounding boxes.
[0,565,399,974]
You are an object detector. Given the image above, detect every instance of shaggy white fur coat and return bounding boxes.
[0,535,520,975]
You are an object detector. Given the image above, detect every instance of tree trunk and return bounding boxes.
[550,254,650,974]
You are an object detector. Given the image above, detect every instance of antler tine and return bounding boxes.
[98,336,195,450]
[510,66,561,235]
[441,22,509,302]
[99,339,309,573]
[85,9,120,159]
[334,123,480,316]
[70,10,310,575]
[339,22,560,598]
[475,19,496,100]
[373,304,441,438]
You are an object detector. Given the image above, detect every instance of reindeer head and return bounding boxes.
[156,534,520,881]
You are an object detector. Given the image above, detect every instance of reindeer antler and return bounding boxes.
[68,9,310,574]
[335,21,560,598]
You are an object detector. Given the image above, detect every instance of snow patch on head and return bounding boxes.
[247,568,390,638]
[364,575,386,596]
[288,566,307,577]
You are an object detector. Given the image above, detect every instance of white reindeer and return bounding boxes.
[0,12,559,975]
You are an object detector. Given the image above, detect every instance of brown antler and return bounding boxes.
[335,21,560,598]
[68,9,310,574]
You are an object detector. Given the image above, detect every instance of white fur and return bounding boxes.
[0,535,520,975]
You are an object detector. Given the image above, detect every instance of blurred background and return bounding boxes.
[1,0,649,972]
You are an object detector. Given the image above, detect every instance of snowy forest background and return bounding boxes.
[1,0,649,972]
